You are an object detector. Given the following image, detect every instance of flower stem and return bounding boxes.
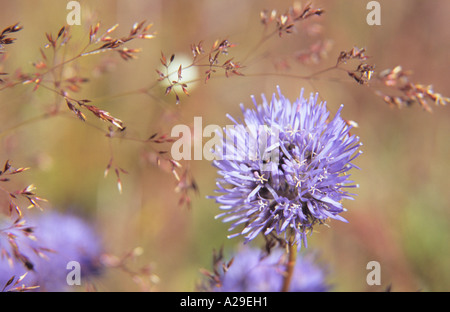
[281,239,297,292]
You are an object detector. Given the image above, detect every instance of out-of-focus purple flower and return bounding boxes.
[209,246,330,292]
[0,211,102,291]
[210,86,362,247]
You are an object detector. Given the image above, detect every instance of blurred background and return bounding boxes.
[0,0,449,291]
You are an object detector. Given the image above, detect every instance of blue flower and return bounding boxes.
[210,86,362,247]
[210,246,330,292]
[0,211,102,291]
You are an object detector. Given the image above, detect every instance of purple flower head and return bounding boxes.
[0,211,102,291]
[210,246,330,292]
[210,86,362,247]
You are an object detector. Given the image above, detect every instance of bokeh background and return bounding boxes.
[0,0,449,291]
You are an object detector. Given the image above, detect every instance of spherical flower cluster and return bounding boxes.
[210,246,330,292]
[0,211,102,291]
[210,86,362,247]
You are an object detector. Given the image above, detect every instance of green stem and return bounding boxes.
[281,239,297,292]
[0,113,54,139]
